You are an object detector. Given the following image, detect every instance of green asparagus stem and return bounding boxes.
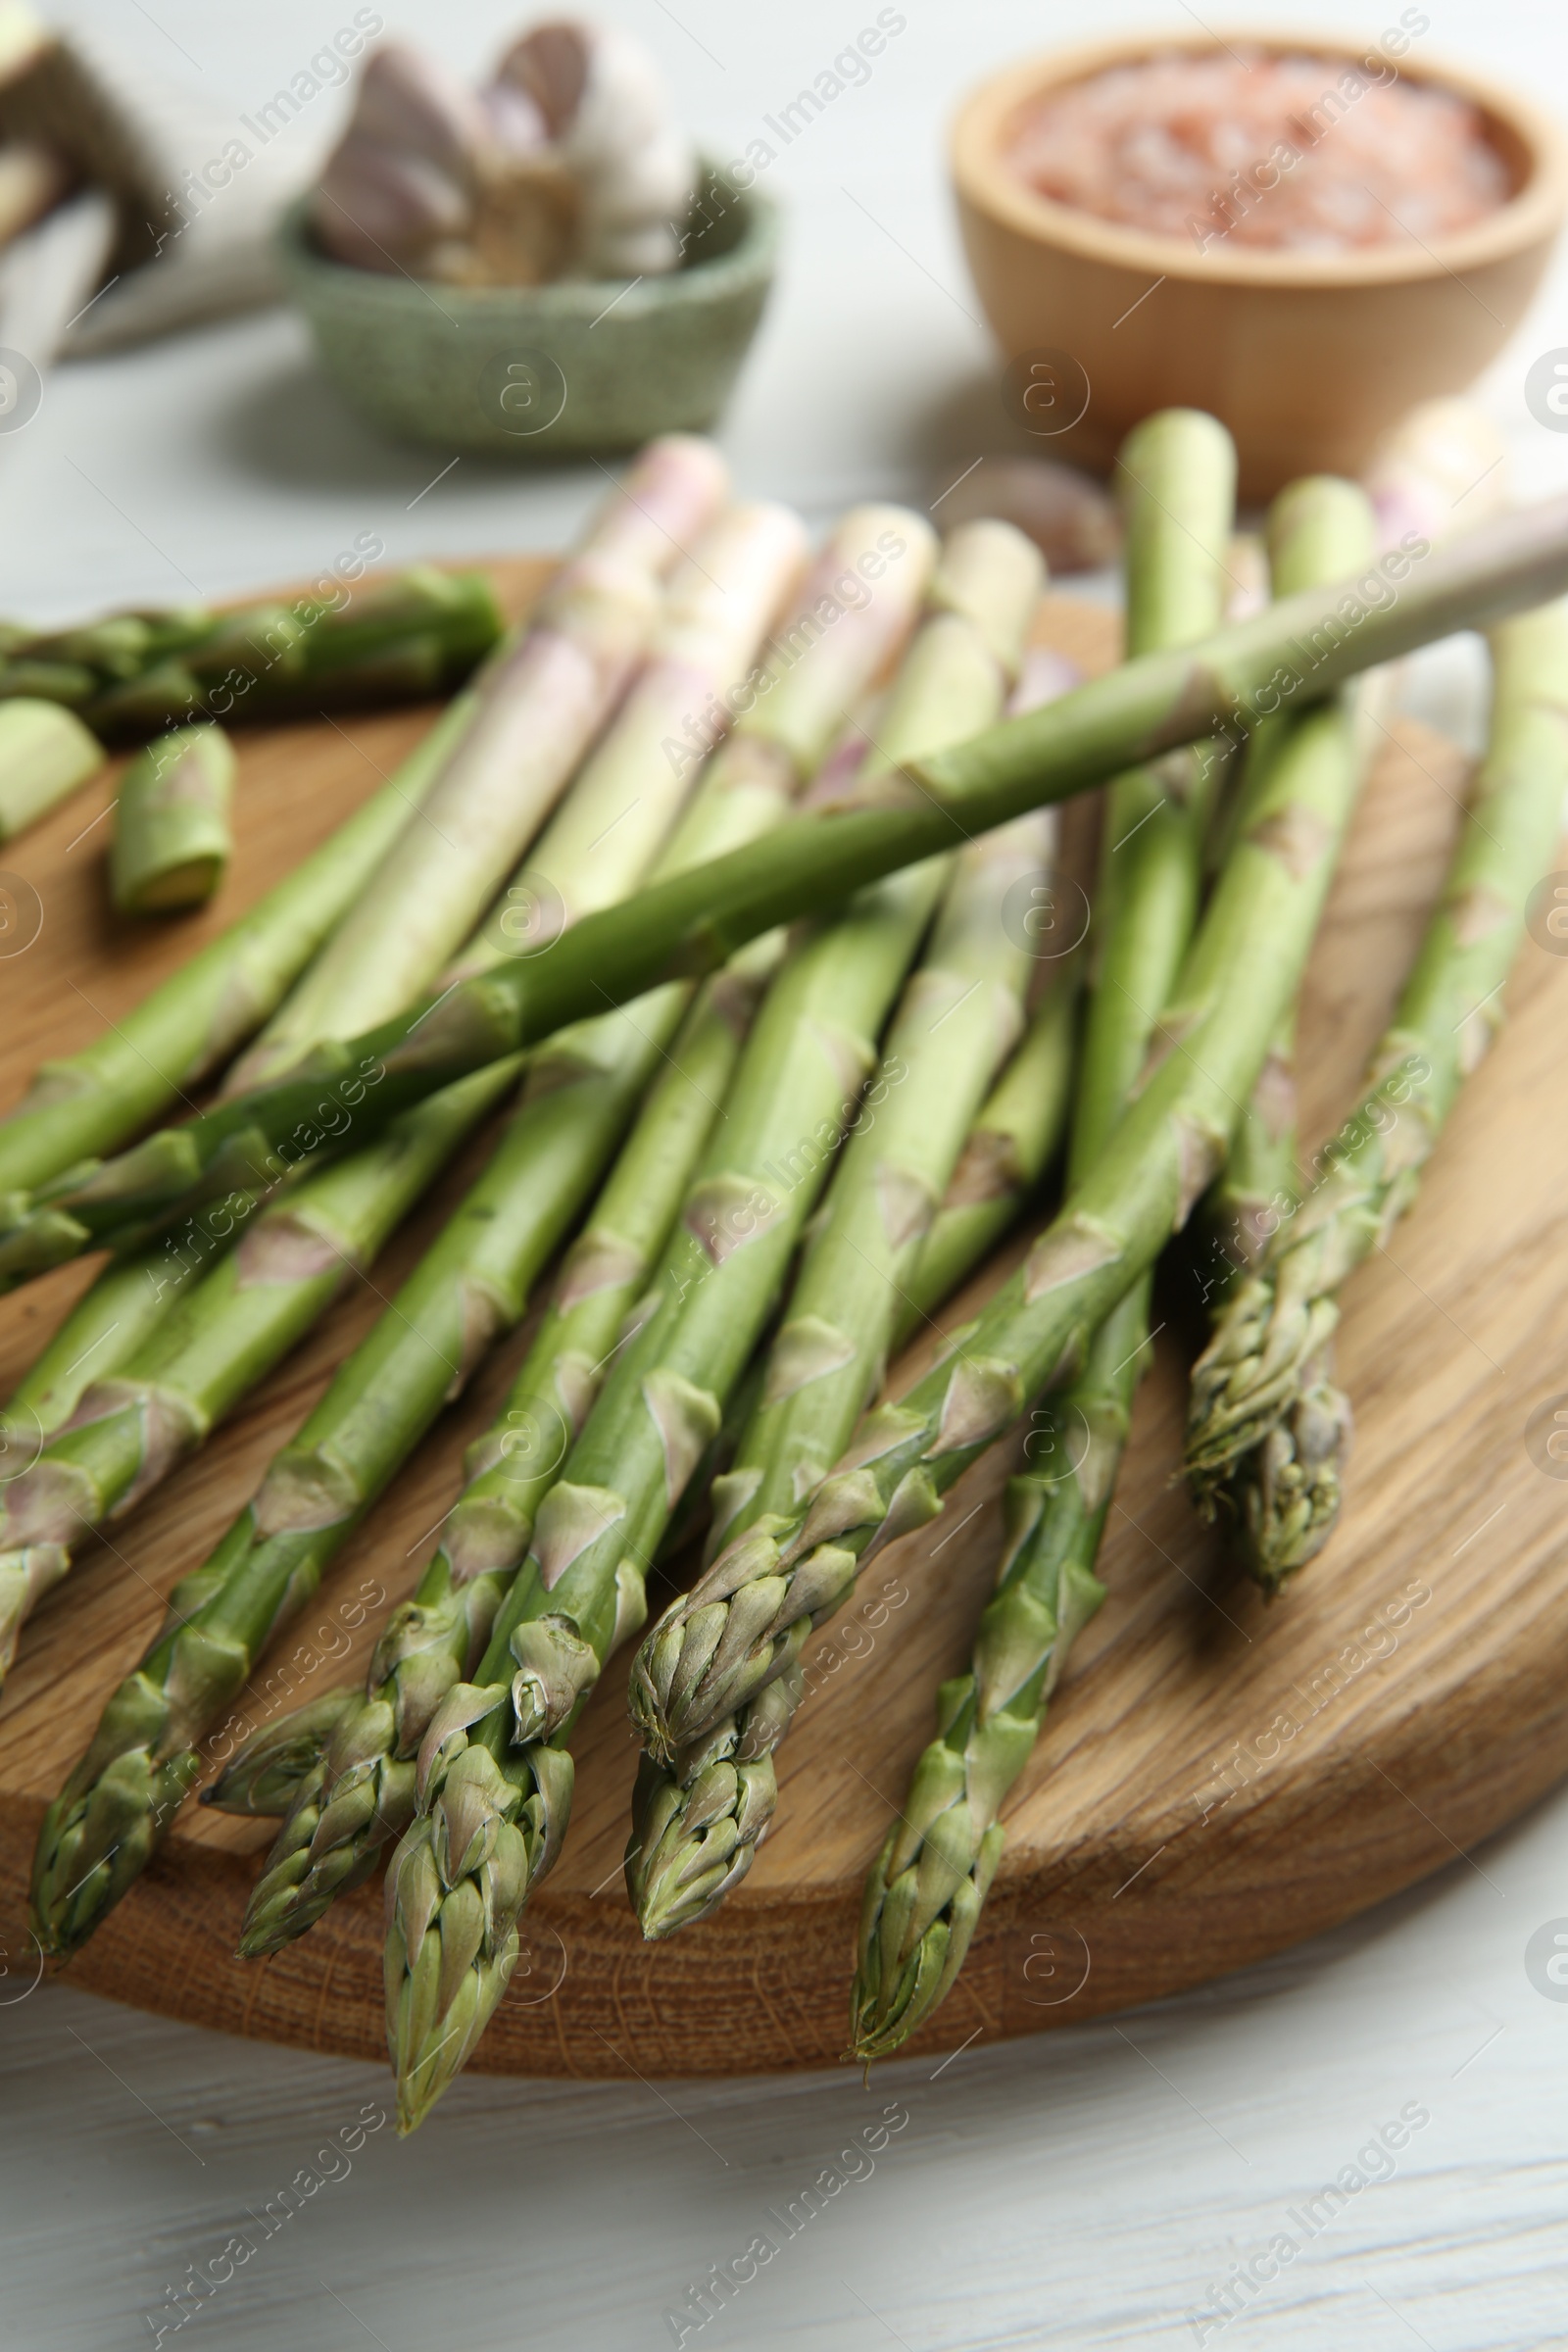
[0,700,105,841]
[3,1221,255,1441]
[1186,594,1568,1586]
[0,567,502,738]
[627,798,1052,1938]
[1198,1017,1348,1570]
[0,686,476,1197]
[1069,412,1238,1165]
[109,725,234,914]
[638,412,1236,1959]
[154,505,941,1942]
[892,959,1081,1343]
[380,519,1041,2131]
[227,437,729,1076]
[628,491,1384,1775]
[4,486,1555,1297]
[720,835,1050,1533]
[446,500,808,985]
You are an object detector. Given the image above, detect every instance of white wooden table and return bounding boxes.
[4,5,1568,2346]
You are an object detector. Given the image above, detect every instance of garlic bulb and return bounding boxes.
[491,22,696,279]
[313,19,697,288]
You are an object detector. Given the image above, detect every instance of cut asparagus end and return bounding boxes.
[0,698,105,841]
[109,724,235,916]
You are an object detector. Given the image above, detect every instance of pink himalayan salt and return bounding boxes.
[1006,49,1509,254]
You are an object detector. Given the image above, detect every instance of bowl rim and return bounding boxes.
[951,28,1568,288]
[276,165,777,315]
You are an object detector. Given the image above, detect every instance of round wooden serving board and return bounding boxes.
[2,562,1566,2082]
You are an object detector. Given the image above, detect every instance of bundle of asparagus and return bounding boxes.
[627,494,1383,1779]
[216,504,937,1951]
[848,463,1374,2062]
[624,406,1236,1972]
[0,566,503,738]
[0,498,805,1685]
[0,416,1565,2123]
[1186,594,1568,1586]
[1,489,1563,1294]
[379,518,1042,2129]
[24,490,836,1954]
[625,596,1081,1942]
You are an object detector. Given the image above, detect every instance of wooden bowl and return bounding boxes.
[951,33,1568,497]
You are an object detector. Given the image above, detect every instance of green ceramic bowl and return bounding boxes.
[276,168,777,458]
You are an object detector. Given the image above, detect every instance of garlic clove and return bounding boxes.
[315,42,489,270]
[353,41,492,177]
[316,138,472,272]
[492,22,591,138]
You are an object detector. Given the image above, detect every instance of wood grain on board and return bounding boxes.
[1,563,1564,2081]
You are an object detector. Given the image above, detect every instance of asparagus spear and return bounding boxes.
[2,1210,271,1443]
[627,493,1385,1774]
[444,500,809,985]
[381,519,1042,2131]
[0,567,502,738]
[29,505,939,1961]
[0,685,475,1198]
[3,491,1565,1297]
[0,700,105,841]
[848,475,1383,2065]
[109,725,234,915]
[226,437,729,1076]
[892,958,1081,1343]
[205,505,935,1925]
[627,802,1052,1938]
[629,412,1236,1944]
[1186,595,1568,1586]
